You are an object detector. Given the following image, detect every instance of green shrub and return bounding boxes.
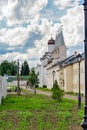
[35,85,39,88]
[10,86,16,92]
[52,80,64,101]
[42,85,47,88]
[1,96,5,104]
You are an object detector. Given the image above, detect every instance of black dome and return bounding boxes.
[48,37,55,45]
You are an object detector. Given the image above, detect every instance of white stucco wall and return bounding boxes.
[72,60,85,94]
[47,66,59,89]
[48,44,55,52]
[0,76,7,105]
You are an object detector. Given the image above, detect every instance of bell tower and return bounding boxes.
[48,37,55,52]
[52,27,67,61]
[52,27,67,62]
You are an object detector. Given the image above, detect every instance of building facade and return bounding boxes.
[35,27,85,94]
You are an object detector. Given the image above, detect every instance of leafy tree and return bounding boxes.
[52,80,64,102]
[10,61,18,76]
[21,60,30,75]
[0,60,11,76]
[0,60,18,76]
[28,68,39,95]
[7,70,11,76]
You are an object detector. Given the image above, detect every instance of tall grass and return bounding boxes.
[0,94,84,130]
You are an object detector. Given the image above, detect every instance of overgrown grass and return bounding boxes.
[37,87,51,92]
[65,91,84,96]
[0,93,84,130]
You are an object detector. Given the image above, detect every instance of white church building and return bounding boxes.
[35,27,67,87]
[35,27,85,94]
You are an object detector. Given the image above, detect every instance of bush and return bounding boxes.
[52,80,64,102]
[42,85,47,88]
[35,85,39,88]
[15,87,21,92]
[1,96,4,104]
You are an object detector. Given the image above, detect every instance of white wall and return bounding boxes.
[48,44,55,52]
[0,76,7,105]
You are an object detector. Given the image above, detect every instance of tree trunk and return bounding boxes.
[34,85,36,95]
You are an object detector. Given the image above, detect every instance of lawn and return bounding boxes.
[0,93,84,130]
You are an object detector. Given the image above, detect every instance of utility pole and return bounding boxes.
[75,53,82,109]
[52,71,55,86]
[17,59,20,95]
[81,0,87,129]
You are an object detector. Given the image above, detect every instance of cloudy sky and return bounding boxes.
[0,0,84,67]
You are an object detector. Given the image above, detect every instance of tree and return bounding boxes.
[28,68,39,95]
[10,61,18,76]
[0,60,18,76]
[21,60,30,75]
[52,80,64,102]
[0,60,11,76]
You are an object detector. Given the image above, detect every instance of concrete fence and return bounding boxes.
[0,76,7,105]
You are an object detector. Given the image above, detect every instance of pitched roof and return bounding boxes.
[55,27,65,48]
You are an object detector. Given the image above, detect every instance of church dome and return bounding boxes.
[48,37,55,45]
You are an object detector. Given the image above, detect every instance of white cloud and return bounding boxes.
[27,20,60,60]
[0,52,39,68]
[29,0,48,16]
[13,52,40,68]
[0,16,60,67]
[26,36,49,60]
[0,17,60,47]
[38,18,60,38]
[0,0,7,20]
[0,27,29,46]
[0,0,84,68]
[54,0,80,9]
[1,0,48,26]
[0,52,19,63]
[60,5,84,46]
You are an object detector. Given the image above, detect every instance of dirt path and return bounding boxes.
[8,86,85,102]
[28,88,85,102]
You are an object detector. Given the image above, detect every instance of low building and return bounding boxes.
[46,53,84,94]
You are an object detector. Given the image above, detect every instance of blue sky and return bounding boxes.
[0,0,84,67]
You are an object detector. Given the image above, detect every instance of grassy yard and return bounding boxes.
[37,87,51,92]
[0,93,84,130]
